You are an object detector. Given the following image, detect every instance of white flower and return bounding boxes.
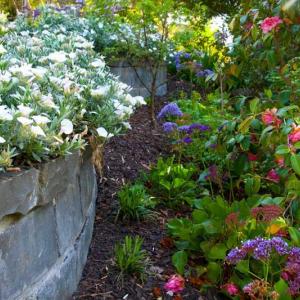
[96,127,114,138]
[122,122,132,130]
[31,125,46,137]
[0,136,6,143]
[134,96,146,106]
[48,51,67,63]
[0,105,13,121]
[69,52,76,60]
[0,45,6,55]
[60,119,73,135]
[0,71,12,83]
[91,86,110,98]
[10,63,34,78]
[32,115,50,125]
[17,104,33,117]
[90,59,105,69]
[17,116,33,126]
[40,94,58,109]
[31,67,47,79]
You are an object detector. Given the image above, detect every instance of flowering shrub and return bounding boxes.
[0,7,145,171]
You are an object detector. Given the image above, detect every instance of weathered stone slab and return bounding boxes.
[0,168,39,220]
[38,151,81,206]
[110,60,167,98]
[18,198,96,300]
[55,183,84,255]
[79,148,97,217]
[0,148,97,300]
[0,205,58,300]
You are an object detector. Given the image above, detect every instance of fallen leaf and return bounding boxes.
[152,287,162,298]
[160,237,174,249]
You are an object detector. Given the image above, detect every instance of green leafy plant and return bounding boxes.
[116,183,155,221]
[146,156,199,207]
[114,236,147,279]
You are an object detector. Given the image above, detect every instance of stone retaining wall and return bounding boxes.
[109,60,167,98]
[0,149,97,300]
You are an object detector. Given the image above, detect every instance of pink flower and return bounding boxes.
[248,152,258,161]
[222,283,239,296]
[266,169,280,183]
[289,125,300,144]
[261,108,282,127]
[275,156,285,167]
[261,16,283,33]
[245,22,253,31]
[164,275,185,295]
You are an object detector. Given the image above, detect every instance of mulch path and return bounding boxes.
[73,84,221,300]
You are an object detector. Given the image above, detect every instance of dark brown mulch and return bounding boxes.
[73,94,220,300]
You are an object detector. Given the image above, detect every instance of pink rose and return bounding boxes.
[266,169,280,183]
[164,275,185,295]
[222,283,239,296]
[261,16,283,33]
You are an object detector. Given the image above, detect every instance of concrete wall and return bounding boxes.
[0,149,97,300]
[109,60,167,98]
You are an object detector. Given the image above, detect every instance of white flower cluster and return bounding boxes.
[0,7,146,171]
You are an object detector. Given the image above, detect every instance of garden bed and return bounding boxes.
[73,97,222,300]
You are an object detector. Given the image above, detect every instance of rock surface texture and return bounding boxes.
[0,149,97,300]
[110,60,167,98]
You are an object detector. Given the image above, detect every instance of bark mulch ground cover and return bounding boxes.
[73,84,222,300]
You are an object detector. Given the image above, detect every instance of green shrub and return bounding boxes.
[117,184,155,221]
[146,156,199,207]
[114,236,147,278]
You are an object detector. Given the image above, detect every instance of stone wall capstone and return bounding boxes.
[0,148,97,300]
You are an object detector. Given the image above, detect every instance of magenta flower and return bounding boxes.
[261,16,283,33]
[222,283,239,296]
[164,275,185,295]
[266,169,280,183]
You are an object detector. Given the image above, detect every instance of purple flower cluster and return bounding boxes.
[282,247,300,295]
[178,123,210,134]
[196,69,215,78]
[157,103,183,119]
[163,122,178,133]
[226,237,289,264]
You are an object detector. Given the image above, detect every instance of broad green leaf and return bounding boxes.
[291,154,300,175]
[172,250,187,275]
[249,98,259,113]
[276,145,290,155]
[207,243,227,260]
[289,227,300,246]
[274,279,292,300]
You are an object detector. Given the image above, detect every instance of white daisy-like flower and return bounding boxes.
[0,136,6,143]
[60,119,73,135]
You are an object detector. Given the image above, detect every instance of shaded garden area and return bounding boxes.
[1,0,300,299]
